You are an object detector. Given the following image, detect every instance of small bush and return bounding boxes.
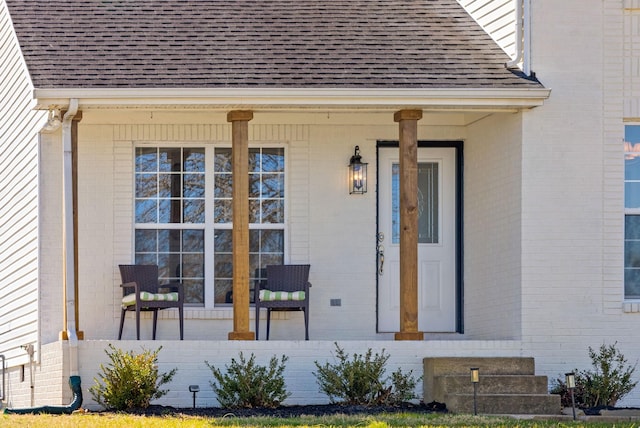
[89,344,177,410]
[551,342,638,408]
[313,342,419,406]
[206,352,290,408]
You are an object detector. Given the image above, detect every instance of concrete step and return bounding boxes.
[433,374,549,396]
[424,357,535,377]
[423,357,561,415]
[424,357,536,403]
[444,392,561,415]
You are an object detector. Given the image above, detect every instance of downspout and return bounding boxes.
[4,99,83,414]
[506,0,529,74]
[522,0,531,76]
[21,345,34,406]
[62,99,80,376]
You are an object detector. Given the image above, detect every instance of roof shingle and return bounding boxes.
[5,0,542,89]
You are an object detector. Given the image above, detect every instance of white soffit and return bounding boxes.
[34,88,550,112]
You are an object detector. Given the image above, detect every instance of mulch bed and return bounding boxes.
[124,401,447,418]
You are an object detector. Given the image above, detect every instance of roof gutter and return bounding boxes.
[33,87,550,111]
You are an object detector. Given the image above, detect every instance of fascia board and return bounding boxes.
[33,87,551,111]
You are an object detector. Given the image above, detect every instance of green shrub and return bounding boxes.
[89,344,177,410]
[313,342,419,406]
[206,352,290,408]
[551,342,637,408]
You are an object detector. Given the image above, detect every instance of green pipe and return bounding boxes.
[4,376,82,414]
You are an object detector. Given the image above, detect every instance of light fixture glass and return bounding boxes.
[348,145,368,194]
[565,372,576,389]
[470,367,480,383]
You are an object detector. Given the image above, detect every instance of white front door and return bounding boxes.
[377,146,457,332]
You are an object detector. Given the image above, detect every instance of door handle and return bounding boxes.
[376,232,384,276]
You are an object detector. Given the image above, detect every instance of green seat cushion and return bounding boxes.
[153,292,179,302]
[259,290,306,301]
[122,292,179,307]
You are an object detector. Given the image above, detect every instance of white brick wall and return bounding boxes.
[75,339,523,410]
[2,342,66,409]
[520,0,603,371]
[39,132,65,345]
[464,112,523,340]
[522,0,606,335]
[512,0,640,407]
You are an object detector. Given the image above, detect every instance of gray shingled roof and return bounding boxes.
[5,0,542,89]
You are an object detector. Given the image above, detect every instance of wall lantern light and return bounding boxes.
[470,367,479,415]
[348,146,368,194]
[565,372,576,420]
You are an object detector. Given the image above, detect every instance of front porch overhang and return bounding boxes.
[33,87,550,112]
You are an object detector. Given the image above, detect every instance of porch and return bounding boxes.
[33,105,550,409]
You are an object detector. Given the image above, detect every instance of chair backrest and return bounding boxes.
[119,264,160,294]
[266,264,310,292]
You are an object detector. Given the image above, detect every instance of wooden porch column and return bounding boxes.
[227,110,255,340]
[393,109,424,341]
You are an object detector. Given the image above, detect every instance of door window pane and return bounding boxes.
[392,162,439,244]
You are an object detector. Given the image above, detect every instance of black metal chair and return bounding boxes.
[118,264,184,340]
[254,264,311,340]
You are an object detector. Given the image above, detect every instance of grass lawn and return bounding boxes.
[0,412,637,427]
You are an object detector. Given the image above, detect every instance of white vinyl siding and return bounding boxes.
[0,0,46,365]
[457,0,517,59]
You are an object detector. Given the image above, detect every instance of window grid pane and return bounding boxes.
[213,228,284,305]
[136,148,205,224]
[135,228,205,304]
[135,147,205,305]
[625,125,640,299]
[213,147,285,305]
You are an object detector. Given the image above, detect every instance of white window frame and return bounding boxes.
[133,142,288,310]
